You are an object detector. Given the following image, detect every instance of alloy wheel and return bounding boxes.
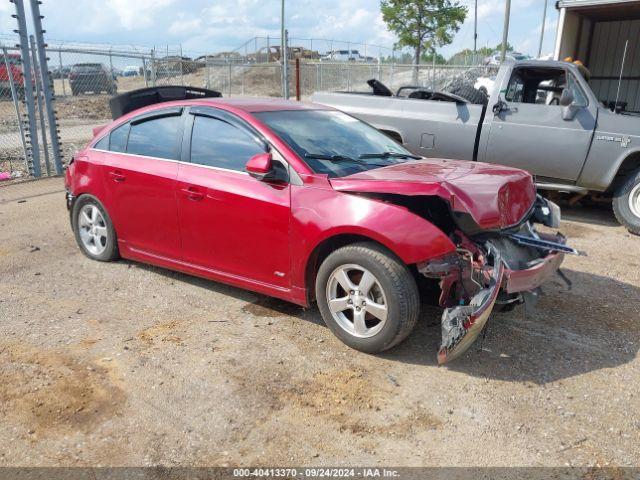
[78,204,108,256]
[326,264,388,338]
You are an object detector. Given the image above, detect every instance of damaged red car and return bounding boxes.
[65,86,578,364]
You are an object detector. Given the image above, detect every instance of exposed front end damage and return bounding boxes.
[418,197,580,364]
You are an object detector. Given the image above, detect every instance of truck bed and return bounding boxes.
[312,91,485,161]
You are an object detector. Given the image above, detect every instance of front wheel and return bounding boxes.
[315,242,419,353]
[71,195,119,261]
[613,168,640,235]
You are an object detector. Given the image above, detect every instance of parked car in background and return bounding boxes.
[122,66,140,77]
[66,86,576,364]
[69,63,117,95]
[322,50,363,62]
[0,53,24,98]
[313,59,640,234]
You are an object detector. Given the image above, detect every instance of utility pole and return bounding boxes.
[538,0,548,58]
[500,0,511,63]
[473,0,478,63]
[281,0,289,99]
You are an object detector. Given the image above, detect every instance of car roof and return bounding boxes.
[180,97,330,113]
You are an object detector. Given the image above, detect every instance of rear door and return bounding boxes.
[99,107,183,259]
[483,66,596,181]
[176,107,291,288]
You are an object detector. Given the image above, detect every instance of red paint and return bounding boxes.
[330,159,536,230]
[66,98,539,307]
[245,152,273,175]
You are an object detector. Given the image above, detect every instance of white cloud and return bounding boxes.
[169,17,203,35]
[106,0,178,30]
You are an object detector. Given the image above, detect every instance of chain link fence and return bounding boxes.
[1,38,493,181]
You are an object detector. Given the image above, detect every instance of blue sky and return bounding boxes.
[1,0,560,59]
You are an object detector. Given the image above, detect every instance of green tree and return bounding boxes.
[380,0,467,68]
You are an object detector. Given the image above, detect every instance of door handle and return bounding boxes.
[109,170,126,182]
[180,186,205,201]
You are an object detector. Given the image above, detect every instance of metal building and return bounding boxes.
[554,0,640,112]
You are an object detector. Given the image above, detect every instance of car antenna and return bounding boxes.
[613,39,629,113]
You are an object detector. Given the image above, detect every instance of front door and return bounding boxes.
[100,109,183,259]
[484,67,596,182]
[176,109,291,288]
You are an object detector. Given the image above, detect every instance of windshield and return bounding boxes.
[254,110,415,177]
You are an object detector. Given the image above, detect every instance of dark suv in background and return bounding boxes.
[69,63,117,95]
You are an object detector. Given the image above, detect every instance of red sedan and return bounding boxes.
[65,87,576,363]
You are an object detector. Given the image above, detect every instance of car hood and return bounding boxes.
[330,159,536,230]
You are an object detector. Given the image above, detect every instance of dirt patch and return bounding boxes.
[242,297,303,318]
[55,95,112,121]
[0,343,126,438]
[137,320,186,346]
[280,368,442,437]
[558,221,598,239]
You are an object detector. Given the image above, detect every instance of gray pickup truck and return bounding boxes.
[312,60,640,234]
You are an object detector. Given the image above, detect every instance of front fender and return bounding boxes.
[579,144,640,190]
[290,185,456,290]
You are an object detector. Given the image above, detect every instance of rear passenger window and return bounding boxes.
[94,135,109,150]
[109,123,129,153]
[190,116,264,171]
[127,115,182,160]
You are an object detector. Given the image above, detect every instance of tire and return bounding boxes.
[71,195,119,261]
[613,168,640,235]
[447,82,488,105]
[315,242,419,353]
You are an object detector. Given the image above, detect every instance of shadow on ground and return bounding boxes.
[134,260,639,386]
[383,268,640,384]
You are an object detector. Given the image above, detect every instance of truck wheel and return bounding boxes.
[315,242,419,353]
[613,168,640,235]
[447,83,488,105]
[72,195,120,261]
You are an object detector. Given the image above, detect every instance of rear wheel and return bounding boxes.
[315,242,419,353]
[613,168,640,235]
[72,195,119,261]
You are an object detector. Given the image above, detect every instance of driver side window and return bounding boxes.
[504,67,566,106]
[190,115,265,171]
[567,73,588,107]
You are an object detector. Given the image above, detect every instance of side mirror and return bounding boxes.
[559,88,583,121]
[559,88,574,107]
[245,153,289,183]
[245,152,273,180]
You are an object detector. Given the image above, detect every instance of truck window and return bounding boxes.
[504,67,566,106]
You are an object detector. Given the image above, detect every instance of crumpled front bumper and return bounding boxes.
[437,248,504,364]
[421,229,571,365]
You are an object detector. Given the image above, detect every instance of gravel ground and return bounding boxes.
[0,177,639,468]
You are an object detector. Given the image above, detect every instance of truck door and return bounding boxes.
[483,66,596,182]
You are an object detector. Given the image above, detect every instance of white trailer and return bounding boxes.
[555,0,640,112]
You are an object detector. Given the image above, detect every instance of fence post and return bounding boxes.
[2,46,28,174]
[13,0,41,177]
[228,62,232,97]
[205,61,210,89]
[30,0,63,174]
[179,44,184,86]
[142,57,148,87]
[58,50,66,96]
[347,62,351,91]
[295,58,300,100]
[109,47,114,79]
[150,48,156,86]
[30,35,51,176]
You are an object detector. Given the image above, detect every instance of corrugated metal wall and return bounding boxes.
[588,19,640,111]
